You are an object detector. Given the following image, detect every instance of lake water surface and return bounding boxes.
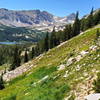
[0,42,16,44]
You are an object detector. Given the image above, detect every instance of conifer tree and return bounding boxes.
[10,46,21,70]
[0,53,3,66]
[72,11,80,36]
[80,18,86,31]
[63,24,72,41]
[94,9,100,25]
[55,31,61,45]
[96,29,100,41]
[24,50,28,63]
[30,47,35,59]
[93,73,100,93]
[68,24,73,38]
[34,43,40,56]
[63,25,69,41]
[0,73,5,90]
[44,32,49,51]
[85,7,94,30]
[57,30,64,43]
[50,27,57,48]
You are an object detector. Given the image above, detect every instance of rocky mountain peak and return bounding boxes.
[67,13,76,20]
[0,8,75,31]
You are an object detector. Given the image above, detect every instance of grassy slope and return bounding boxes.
[0,26,100,100]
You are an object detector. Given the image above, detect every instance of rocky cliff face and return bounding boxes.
[0,8,75,31]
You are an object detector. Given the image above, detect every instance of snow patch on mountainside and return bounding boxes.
[0,8,75,31]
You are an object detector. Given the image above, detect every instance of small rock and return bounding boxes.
[38,75,49,83]
[76,65,81,71]
[63,71,69,78]
[58,64,65,70]
[32,82,37,86]
[83,63,86,66]
[53,74,60,80]
[83,72,88,77]
[76,55,82,61]
[66,57,76,66]
[84,93,100,100]
[80,50,89,57]
[89,45,97,51]
[25,93,29,96]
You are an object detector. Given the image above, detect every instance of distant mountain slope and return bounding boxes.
[0,25,45,42]
[0,8,76,42]
[0,25,100,100]
[0,8,75,31]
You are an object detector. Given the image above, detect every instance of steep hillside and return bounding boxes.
[0,25,100,100]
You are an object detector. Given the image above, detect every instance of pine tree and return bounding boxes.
[49,27,57,49]
[94,9,100,25]
[93,73,100,93]
[0,73,5,90]
[35,43,40,56]
[0,49,5,66]
[80,18,86,31]
[72,11,80,36]
[95,29,100,46]
[24,50,28,63]
[63,25,69,41]
[57,30,64,43]
[0,52,3,66]
[96,29,100,38]
[44,32,49,51]
[55,30,61,44]
[10,46,21,70]
[69,24,73,38]
[85,7,94,30]
[30,47,35,59]
[63,24,72,41]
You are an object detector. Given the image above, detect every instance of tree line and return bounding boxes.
[0,8,100,90]
[0,8,100,72]
[9,9,100,71]
[31,8,100,57]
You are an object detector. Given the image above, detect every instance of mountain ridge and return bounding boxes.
[0,8,75,31]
